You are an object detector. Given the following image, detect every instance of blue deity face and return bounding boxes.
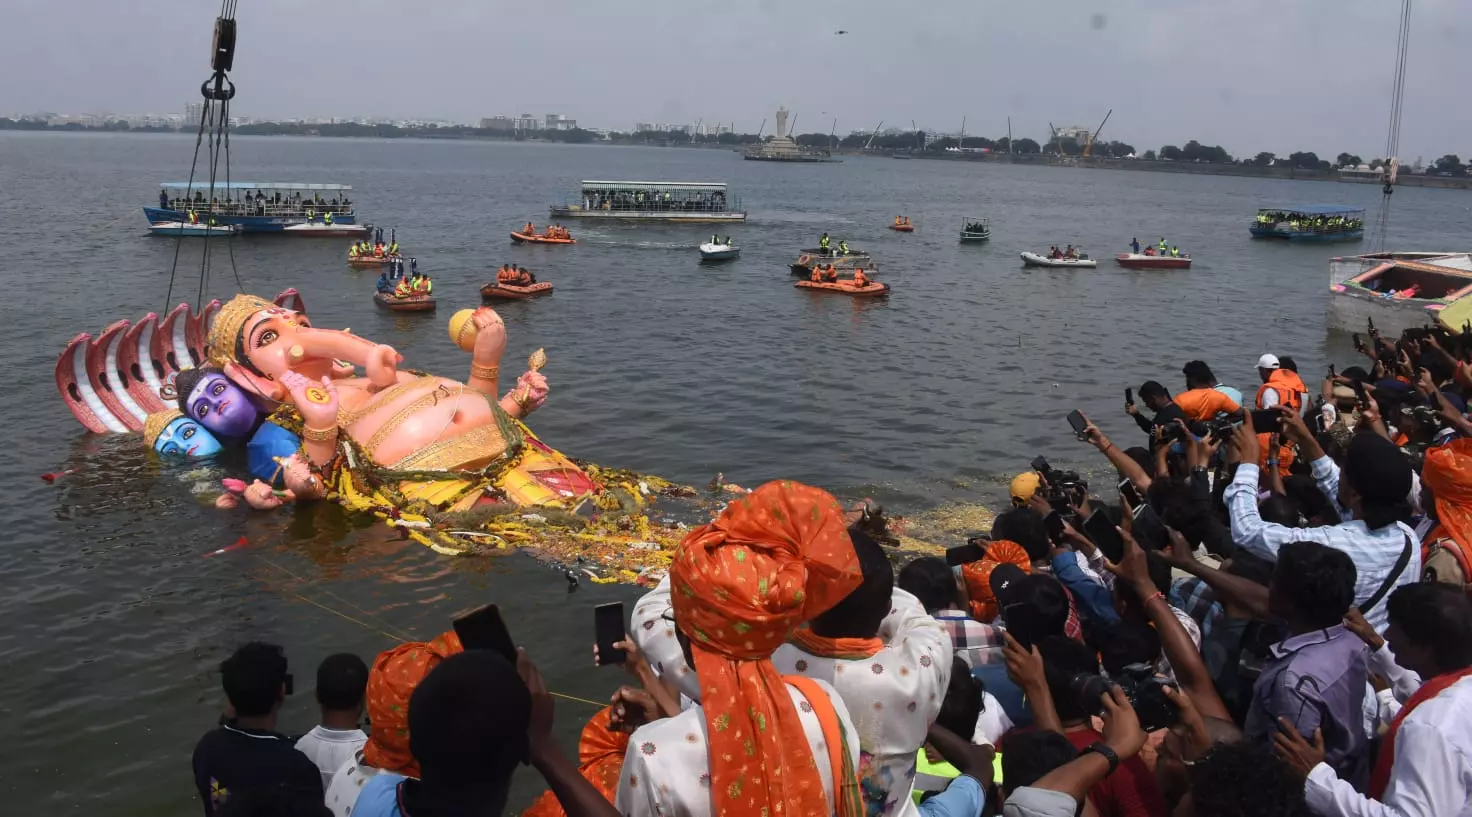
[187,372,260,438]
[153,417,224,459]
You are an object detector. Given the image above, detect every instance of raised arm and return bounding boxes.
[1080,414,1152,492]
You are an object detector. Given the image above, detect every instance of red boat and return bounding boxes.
[511,231,575,245]
[1115,253,1192,270]
[890,223,914,232]
[373,292,437,312]
[481,281,554,300]
[795,280,891,297]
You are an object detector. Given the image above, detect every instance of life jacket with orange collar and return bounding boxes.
[1256,368,1306,413]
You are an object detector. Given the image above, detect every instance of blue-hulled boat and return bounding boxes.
[1249,204,1364,242]
[143,181,359,233]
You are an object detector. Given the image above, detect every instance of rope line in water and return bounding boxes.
[242,554,605,708]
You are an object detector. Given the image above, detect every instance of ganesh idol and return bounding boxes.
[200,295,597,535]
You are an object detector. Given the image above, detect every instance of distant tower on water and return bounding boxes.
[775,106,789,138]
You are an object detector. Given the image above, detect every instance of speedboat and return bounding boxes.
[373,292,436,312]
[1021,251,1096,268]
[699,242,740,261]
[283,222,368,236]
[959,218,991,243]
[481,281,554,300]
[1115,253,1191,270]
[791,248,872,275]
[795,280,891,297]
[147,221,240,237]
[511,231,575,245]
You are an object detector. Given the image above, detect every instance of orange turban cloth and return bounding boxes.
[670,480,862,817]
[960,540,1033,623]
[1423,439,1472,567]
[361,629,463,777]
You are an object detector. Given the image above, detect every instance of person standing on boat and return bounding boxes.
[1131,237,1140,253]
[820,233,831,254]
[1157,237,1168,254]
[188,209,199,225]
[160,190,170,210]
[839,239,850,255]
[324,211,334,227]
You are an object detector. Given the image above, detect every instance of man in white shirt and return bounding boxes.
[773,530,952,817]
[1277,583,1472,817]
[295,653,369,791]
[1225,417,1419,632]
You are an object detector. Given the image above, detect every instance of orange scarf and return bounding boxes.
[521,705,628,817]
[789,626,884,660]
[361,630,463,777]
[1423,439,1472,572]
[960,540,1032,622]
[670,481,863,817]
[1369,667,1472,798]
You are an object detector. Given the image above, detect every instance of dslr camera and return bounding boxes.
[1071,663,1178,732]
[1031,456,1088,514]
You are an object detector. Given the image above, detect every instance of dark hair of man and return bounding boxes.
[1037,635,1102,723]
[935,657,982,737]
[1186,741,1307,817]
[221,642,288,718]
[407,650,530,801]
[315,653,369,712]
[1004,575,1072,643]
[1279,356,1299,374]
[1091,618,1161,675]
[1387,583,1472,673]
[897,557,956,614]
[809,528,894,639]
[991,508,1051,563]
[215,783,332,817]
[1140,380,1171,402]
[1258,493,1301,527]
[1182,360,1217,389]
[1000,731,1078,795]
[1272,542,1358,630]
[1283,475,1340,525]
[1344,433,1414,530]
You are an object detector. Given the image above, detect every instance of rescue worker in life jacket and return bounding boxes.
[853,268,870,287]
[1170,246,1180,257]
[324,211,334,226]
[839,240,849,255]
[822,264,839,283]
[819,233,830,253]
[1254,353,1306,468]
[1157,237,1168,254]
[388,240,398,255]
[393,276,413,299]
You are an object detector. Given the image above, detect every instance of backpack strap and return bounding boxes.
[1360,534,1414,617]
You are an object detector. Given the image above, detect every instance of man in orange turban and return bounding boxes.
[1421,438,1472,585]
[323,630,462,815]
[615,481,866,817]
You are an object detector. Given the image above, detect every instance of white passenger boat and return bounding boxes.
[699,242,740,261]
[1021,251,1097,268]
[282,222,369,236]
[551,181,746,223]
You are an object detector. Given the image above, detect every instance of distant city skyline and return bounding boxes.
[6,0,1468,160]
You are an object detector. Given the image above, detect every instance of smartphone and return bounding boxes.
[1002,602,1044,650]
[1125,387,1135,408]
[1131,505,1169,551]
[1044,510,1066,543]
[1083,510,1126,564]
[594,602,627,666]
[1118,478,1144,510]
[946,542,987,566]
[453,603,517,662]
[1351,380,1370,409]
[1368,315,1377,334]
[1031,455,1050,475]
[1353,333,1366,354]
[1250,409,1283,434]
[1327,364,1337,380]
[1067,409,1089,439]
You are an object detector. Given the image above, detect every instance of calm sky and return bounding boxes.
[6,0,1466,160]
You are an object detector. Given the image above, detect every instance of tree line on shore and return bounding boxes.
[3,116,1466,177]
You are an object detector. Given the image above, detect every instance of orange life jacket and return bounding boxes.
[810,269,822,282]
[1256,369,1306,413]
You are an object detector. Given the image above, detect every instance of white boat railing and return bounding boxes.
[159,198,355,217]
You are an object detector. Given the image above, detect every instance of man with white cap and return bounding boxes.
[1255,353,1308,468]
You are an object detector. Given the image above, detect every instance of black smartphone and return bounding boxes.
[453,603,517,662]
[1327,364,1337,380]
[594,602,627,666]
[1118,478,1144,510]
[1067,409,1089,439]
[1131,505,1169,551]
[1125,387,1135,408]
[946,542,987,566]
[1044,510,1066,543]
[1250,409,1282,434]
[1002,602,1044,650]
[1368,315,1377,334]
[1031,455,1050,475]
[1351,380,1371,410]
[1083,510,1126,564]
[1353,333,1366,353]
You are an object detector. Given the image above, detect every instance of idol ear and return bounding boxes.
[222,362,285,402]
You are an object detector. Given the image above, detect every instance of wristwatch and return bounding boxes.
[1082,742,1120,777]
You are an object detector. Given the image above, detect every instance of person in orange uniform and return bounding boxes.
[1255,353,1305,468]
[894,216,903,227]
[809,266,824,283]
[823,264,839,283]
[1174,361,1244,422]
[853,268,870,287]
[524,222,535,236]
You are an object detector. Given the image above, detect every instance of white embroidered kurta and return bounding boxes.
[614,679,860,817]
[771,588,953,817]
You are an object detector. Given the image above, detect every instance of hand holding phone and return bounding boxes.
[1250,408,1283,434]
[453,603,518,662]
[594,602,627,666]
[1353,333,1366,354]
[1083,510,1127,564]
[1125,387,1135,408]
[1067,409,1090,440]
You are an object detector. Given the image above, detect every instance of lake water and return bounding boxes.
[4,132,1468,813]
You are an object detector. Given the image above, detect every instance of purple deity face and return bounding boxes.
[186,372,261,438]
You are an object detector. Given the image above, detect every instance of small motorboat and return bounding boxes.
[790,249,873,276]
[700,242,740,261]
[348,253,401,267]
[284,222,369,237]
[481,281,554,300]
[147,221,239,237]
[511,231,575,245]
[373,292,436,312]
[1115,253,1192,270]
[795,279,891,297]
[890,220,914,233]
[959,217,991,243]
[1020,251,1097,269]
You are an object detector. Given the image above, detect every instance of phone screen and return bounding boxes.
[1131,505,1170,552]
[1118,478,1144,509]
[1083,510,1126,564]
[946,543,987,566]
[1067,409,1089,437]
[594,602,627,666]
[452,603,517,662]
[1002,602,1043,650]
[1044,511,1066,543]
[1125,387,1134,407]
[1250,409,1282,434]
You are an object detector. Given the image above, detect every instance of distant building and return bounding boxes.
[635,122,656,133]
[514,113,539,131]
[184,102,206,125]
[480,115,513,131]
[1054,125,1092,143]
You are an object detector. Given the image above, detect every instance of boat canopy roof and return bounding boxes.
[1257,204,1363,215]
[160,181,352,191]
[579,180,727,192]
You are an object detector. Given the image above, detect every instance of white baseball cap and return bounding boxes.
[1257,353,1280,369]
